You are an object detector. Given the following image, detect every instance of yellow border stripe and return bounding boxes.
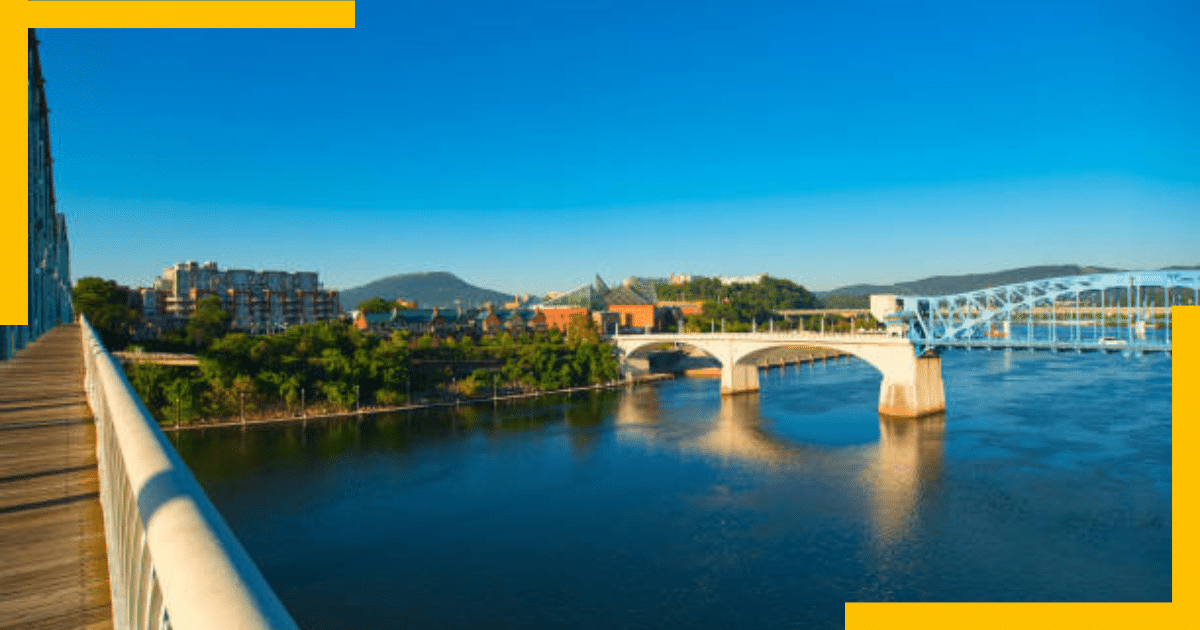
[2,24,26,324]
[1173,306,1198,610]
[24,2,355,29]
[848,306,1196,627]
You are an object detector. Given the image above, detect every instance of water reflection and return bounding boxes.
[615,384,946,549]
[691,395,795,467]
[866,413,945,547]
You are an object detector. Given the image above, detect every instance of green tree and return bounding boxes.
[565,313,600,345]
[358,296,395,313]
[457,374,482,396]
[125,362,171,413]
[162,375,201,424]
[186,296,232,348]
[73,277,138,349]
[659,274,823,328]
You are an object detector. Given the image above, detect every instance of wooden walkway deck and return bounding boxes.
[0,323,112,630]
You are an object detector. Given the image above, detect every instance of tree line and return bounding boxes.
[122,315,620,425]
[656,275,880,332]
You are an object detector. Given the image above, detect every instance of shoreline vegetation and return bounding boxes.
[159,347,855,432]
[123,315,623,429]
[160,373,674,432]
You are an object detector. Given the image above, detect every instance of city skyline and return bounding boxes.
[39,0,1199,295]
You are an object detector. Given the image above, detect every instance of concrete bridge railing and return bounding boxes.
[80,316,299,630]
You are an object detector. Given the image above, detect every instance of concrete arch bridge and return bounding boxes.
[611,330,945,418]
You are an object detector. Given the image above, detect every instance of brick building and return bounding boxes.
[540,275,683,333]
[541,306,589,332]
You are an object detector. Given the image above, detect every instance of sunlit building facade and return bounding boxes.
[140,261,340,333]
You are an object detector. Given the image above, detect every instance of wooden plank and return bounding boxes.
[0,324,112,630]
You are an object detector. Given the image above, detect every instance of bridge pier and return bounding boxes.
[878,354,945,418]
[721,363,760,395]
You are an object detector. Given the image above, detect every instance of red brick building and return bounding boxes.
[542,307,589,332]
[608,304,656,329]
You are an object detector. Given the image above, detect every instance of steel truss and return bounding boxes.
[895,270,1200,355]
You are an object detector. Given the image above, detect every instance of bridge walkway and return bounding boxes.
[0,323,111,630]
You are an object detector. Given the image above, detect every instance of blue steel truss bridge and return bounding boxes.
[892,270,1199,355]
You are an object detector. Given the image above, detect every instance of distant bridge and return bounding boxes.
[613,270,1193,418]
[891,269,1197,354]
[777,308,870,318]
[113,350,200,366]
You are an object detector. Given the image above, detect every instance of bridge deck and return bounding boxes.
[0,324,112,630]
[927,339,1170,353]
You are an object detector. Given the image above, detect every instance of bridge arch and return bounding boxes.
[611,333,945,418]
[730,341,886,374]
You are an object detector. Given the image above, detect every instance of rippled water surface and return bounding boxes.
[175,350,1171,629]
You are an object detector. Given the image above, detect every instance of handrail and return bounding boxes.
[80,316,299,630]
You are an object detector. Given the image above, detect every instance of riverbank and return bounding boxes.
[160,372,674,432]
[158,348,855,432]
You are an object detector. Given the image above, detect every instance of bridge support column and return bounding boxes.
[878,354,945,418]
[721,363,759,395]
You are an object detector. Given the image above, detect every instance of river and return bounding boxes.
[174,348,1171,629]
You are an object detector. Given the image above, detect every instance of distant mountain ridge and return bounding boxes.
[820,264,1200,298]
[338,272,514,312]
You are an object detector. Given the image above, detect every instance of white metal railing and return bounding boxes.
[80,316,299,630]
[611,330,904,342]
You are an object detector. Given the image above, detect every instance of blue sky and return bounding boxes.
[40,0,1199,295]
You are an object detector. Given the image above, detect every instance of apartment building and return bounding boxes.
[140,261,340,333]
